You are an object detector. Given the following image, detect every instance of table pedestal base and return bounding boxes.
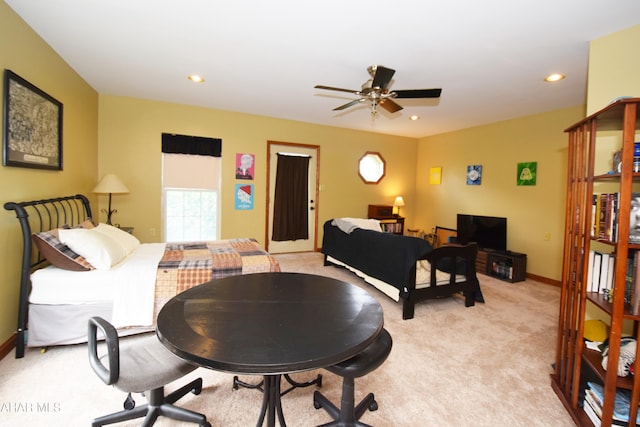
[233,373,322,397]
[257,375,286,427]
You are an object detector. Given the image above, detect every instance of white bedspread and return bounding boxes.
[110,243,166,327]
[30,243,166,328]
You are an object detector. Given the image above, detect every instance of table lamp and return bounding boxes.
[92,174,129,225]
[393,196,405,217]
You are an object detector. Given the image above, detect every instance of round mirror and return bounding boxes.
[358,151,386,184]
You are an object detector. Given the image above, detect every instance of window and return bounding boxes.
[165,189,217,242]
[358,151,386,184]
[162,153,221,242]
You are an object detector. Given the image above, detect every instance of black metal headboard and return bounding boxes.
[4,194,92,358]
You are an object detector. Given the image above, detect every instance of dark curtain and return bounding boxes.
[161,133,222,157]
[272,154,310,241]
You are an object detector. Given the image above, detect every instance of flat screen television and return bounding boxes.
[456,214,507,252]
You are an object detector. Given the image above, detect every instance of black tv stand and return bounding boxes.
[483,249,526,283]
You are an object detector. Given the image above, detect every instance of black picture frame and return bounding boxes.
[3,70,63,170]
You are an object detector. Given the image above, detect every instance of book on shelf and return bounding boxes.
[587,250,615,292]
[606,254,615,295]
[599,253,611,293]
[586,381,640,425]
[593,193,618,242]
[631,193,640,244]
[583,396,628,427]
[592,194,600,239]
[582,397,600,427]
[598,194,610,240]
[624,251,640,311]
[634,251,640,315]
[591,251,602,293]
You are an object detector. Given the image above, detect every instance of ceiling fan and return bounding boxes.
[314,65,442,115]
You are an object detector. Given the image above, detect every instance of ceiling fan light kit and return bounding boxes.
[314,65,442,116]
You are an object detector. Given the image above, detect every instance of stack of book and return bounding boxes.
[592,192,640,243]
[586,250,640,313]
[592,193,619,242]
[583,381,640,426]
[586,250,616,294]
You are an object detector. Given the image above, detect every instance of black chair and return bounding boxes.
[313,328,393,427]
[88,317,210,427]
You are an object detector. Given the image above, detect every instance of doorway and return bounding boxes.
[266,141,319,253]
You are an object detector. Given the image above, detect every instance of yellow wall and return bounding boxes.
[97,96,417,246]
[587,24,640,114]
[0,3,99,344]
[415,106,584,280]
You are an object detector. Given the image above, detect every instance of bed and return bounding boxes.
[322,218,483,319]
[4,194,280,358]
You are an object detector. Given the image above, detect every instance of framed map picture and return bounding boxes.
[3,70,63,170]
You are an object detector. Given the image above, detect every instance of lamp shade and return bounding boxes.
[92,174,129,194]
[393,196,405,207]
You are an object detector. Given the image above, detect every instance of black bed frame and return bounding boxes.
[4,194,92,358]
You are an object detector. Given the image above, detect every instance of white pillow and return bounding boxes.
[339,217,382,232]
[57,228,127,270]
[93,223,140,255]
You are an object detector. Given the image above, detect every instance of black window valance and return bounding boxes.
[161,133,222,157]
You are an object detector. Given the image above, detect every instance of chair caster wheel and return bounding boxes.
[316,374,323,388]
[191,378,203,395]
[369,400,378,411]
[313,391,322,410]
[123,393,136,410]
[232,375,239,390]
[200,422,211,427]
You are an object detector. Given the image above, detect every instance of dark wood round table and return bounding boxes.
[156,272,384,427]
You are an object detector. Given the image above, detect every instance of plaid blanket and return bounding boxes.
[153,238,280,317]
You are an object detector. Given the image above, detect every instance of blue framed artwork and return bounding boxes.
[466,165,482,185]
[235,184,254,210]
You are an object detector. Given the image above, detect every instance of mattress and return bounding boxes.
[326,255,467,302]
[29,243,165,305]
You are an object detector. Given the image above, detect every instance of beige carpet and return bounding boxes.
[0,252,574,426]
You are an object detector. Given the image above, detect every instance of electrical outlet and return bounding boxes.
[544,232,550,241]
[149,228,156,237]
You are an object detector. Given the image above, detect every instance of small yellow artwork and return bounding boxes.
[430,166,442,185]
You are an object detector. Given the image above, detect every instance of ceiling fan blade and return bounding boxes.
[371,66,395,90]
[314,85,360,95]
[333,98,366,111]
[379,99,403,113]
[393,88,442,99]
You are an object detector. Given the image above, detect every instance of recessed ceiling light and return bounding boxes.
[409,115,419,121]
[188,75,205,83]
[544,73,566,83]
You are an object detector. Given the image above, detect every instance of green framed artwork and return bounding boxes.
[517,161,537,186]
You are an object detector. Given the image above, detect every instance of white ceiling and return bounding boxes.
[6,0,640,138]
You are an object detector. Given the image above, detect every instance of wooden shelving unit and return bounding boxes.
[552,98,640,427]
